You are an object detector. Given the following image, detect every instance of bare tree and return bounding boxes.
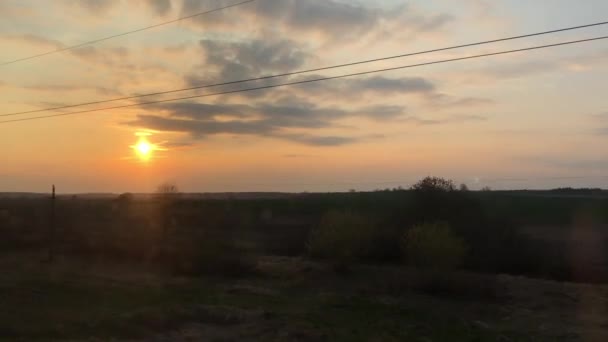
[157,183,179,199]
[156,183,180,257]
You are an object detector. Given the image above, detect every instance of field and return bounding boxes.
[1,186,608,340]
[2,253,608,341]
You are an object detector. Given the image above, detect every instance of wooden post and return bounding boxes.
[48,184,56,263]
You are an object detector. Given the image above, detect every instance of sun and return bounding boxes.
[131,136,156,161]
[129,132,167,162]
[136,140,152,156]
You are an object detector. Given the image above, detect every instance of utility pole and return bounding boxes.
[48,184,56,263]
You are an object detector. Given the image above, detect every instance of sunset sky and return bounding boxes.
[1,0,608,193]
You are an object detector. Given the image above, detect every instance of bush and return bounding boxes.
[411,176,456,192]
[308,211,377,267]
[401,222,467,270]
[166,232,255,277]
[410,270,502,300]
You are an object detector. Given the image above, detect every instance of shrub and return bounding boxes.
[166,232,255,277]
[410,270,502,300]
[401,222,467,270]
[308,211,377,267]
[411,176,456,192]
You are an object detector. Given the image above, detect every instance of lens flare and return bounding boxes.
[130,136,157,161]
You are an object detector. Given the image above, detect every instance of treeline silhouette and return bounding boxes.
[0,177,607,282]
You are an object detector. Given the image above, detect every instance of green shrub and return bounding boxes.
[401,222,467,270]
[308,211,377,266]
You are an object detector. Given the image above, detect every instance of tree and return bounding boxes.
[459,183,469,192]
[411,176,456,193]
[401,222,467,270]
[156,183,180,256]
[157,183,179,199]
[408,177,476,224]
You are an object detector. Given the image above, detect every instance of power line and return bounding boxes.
[0,0,257,67]
[3,20,608,118]
[2,35,608,125]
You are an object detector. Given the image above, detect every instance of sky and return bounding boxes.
[1,0,608,193]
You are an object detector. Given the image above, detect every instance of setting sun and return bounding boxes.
[130,133,161,162]
[136,140,152,157]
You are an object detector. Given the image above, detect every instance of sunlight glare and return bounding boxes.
[130,135,159,162]
[136,140,152,156]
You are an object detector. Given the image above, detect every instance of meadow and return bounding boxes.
[1,179,608,340]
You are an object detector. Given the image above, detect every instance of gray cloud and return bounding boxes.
[182,1,451,42]
[187,38,310,86]
[592,112,608,120]
[535,158,608,170]
[142,99,406,126]
[129,114,274,136]
[127,114,363,146]
[1,33,64,49]
[146,0,171,16]
[460,49,608,84]
[70,0,115,13]
[348,76,435,94]
[182,0,378,39]
[283,75,435,96]
[275,134,360,146]
[400,114,487,126]
[596,127,608,135]
[22,84,122,96]
[127,98,407,146]
[0,33,134,70]
[425,93,494,109]
[149,102,250,120]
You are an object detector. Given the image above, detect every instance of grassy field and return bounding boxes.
[1,186,608,340]
[1,253,608,341]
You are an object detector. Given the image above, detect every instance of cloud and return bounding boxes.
[274,133,360,146]
[348,76,435,93]
[126,113,363,146]
[425,93,494,109]
[186,38,311,86]
[182,0,378,39]
[283,154,317,158]
[590,112,608,135]
[455,49,608,84]
[181,0,451,43]
[146,0,171,16]
[400,114,487,126]
[1,33,136,70]
[66,45,141,70]
[535,158,608,170]
[126,97,408,146]
[1,34,64,49]
[592,112,608,120]
[70,0,115,13]
[22,83,123,96]
[290,75,436,99]
[140,99,407,127]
